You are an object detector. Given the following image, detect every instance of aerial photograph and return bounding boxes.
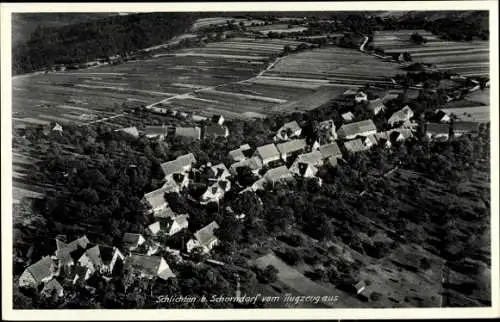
[9,9,492,310]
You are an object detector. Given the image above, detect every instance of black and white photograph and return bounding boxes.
[1,1,498,320]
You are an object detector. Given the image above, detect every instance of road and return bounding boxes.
[359,36,370,52]
[83,113,128,125]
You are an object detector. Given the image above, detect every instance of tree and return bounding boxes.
[256,265,278,283]
[410,32,427,44]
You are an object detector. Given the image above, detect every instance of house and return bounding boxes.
[264,166,294,186]
[374,132,392,148]
[452,121,479,137]
[208,163,231,181]
[175,126,201,140]
[341,112,355,122]
[54,235,91,267]
[425,123,450,141]
[212,115,225,125]
[145,125,169,140]
[115,126,139,138]
[40,279,64,298]
[78,244,124,276]
[344,139,370,153]
[142,186,177,217]
[253,143,280,165]
[366,98,386,115]
[274,121,302,141]
[124,255,176,280]
[388,106,414,126]
[318,142,343,161]
[354,280,366,295]
[361,135,377,148]
[228,144,252,162]
[276,139,307,162]
[160,153,196,183]
[229,156,263,176]
[435,110,451,123]
[355,91,368,103]
[289,151,323,177]
[200,180,231,205]
[122,233,146,251]
[166,214,189,236]
[204,124,230,138]
[19,256,55,289]
[52,123,63,134]
[337,119,377,139]
[316,119,337,143]
[187,221,220,253]
[382,89,403,102]
[343,88,359,96]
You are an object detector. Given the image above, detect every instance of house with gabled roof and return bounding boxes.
[187,221,220,253]
[435,110,452,123]
[145,125,169,140]
[337,119,377,140]
[276,139,307,162]
[228,144,252,162]
[229,156,263,176]
[142,186,175,217]
[160,153,196,185]
[52,123,63,134]
[366,98,386,115]
[212,115,225,125]
[253,143,280,165]
[204,124,230,138]
[355,91,368,103]
[175,126,201,140]
[289,151,323,177]
[115,126,139,138]
[19,256,55,289]
[55,235,90,267]
[318,142,343,161]
[388,105,414,126]
[40,279,64,298]
[167,214,190,236]
[264,165,294,186]
[344,139,370,153]
[361,135,377,149]
[425,123,450,141]
[124,255,176,280]
[274,121,302,141]
[342,112,355,122]
[122,233,146,251]
[78,244,124,277]
[316,119,337,143]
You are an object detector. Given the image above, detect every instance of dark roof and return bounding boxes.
[453,121,479,132]
[194,221,219,246]
[338,119,376,138]
[26,256,53,283]
[426,123,450,134]
[205,124,228,137]
[319,142,342,159]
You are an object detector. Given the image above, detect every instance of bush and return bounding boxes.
[256,265,279,284]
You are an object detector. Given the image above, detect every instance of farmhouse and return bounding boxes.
[55,236,91,267]
[452,121,479,137]
[122,233,146,251]
[289,151,323,177]
[204,124,230,138]
[319,142,343,163]
[316,119,337,143]
[229,156,263,176]
[228,144,252,162]
[175,126,201,140]
[274,121,302,141]
[253,143,281,165]
[344,139,370,153]
[116,126,140,138]
[342,112,355,122]
[160,153,196,184]
[19,256,55,289]
[276,139,307,162]
[366,98,386,115]
[41,279,64,298]
[124,255,176,280]
[388,106,414,126]
[264,165,294,186]
[425,123,450,141]
[337,119,377,139]
[187,221,220,253]
[145,125,169,140]
[78,245,124,277]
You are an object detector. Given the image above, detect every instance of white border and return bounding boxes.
[1,1,499,320]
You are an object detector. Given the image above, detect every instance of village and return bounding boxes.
[18,80,485,300]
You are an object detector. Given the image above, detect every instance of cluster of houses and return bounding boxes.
[21,84,484,299]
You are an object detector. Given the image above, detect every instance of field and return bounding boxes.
[372,30,489,78]
[248,24,309,34]
[191,17,265,30]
